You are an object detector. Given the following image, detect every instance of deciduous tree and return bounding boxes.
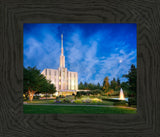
[23,66,56,101]
[102,76,110,92]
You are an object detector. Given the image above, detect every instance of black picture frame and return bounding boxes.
[0,0,160,136]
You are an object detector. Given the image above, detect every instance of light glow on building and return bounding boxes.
[41,34,78,96]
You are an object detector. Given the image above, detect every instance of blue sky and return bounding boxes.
[23,23,137,85]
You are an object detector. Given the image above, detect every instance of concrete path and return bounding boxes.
[23,103,136,109]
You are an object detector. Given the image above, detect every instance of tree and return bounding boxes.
[123,64,137,92]
[40,79,56,99]
[23,66,56,101]
[102,76,110,92]
[110,77,117,91]
[78,82,84,89]
[84,82,88,89]
[121,82,129,90]
[97,82,101,89]
[116,77,121,90]
[88,83,94,90]
[117,78,120,86]
[78,82,102,90]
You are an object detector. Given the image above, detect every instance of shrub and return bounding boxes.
[91,98,102,103]
[108,91,119,96]
[128,92,136,97]
[56,97,60,101]
[91,89,103,95]
[101,98,119,102]
[76,90,103,97]
[61,96,75,103]
[65,95,74,98]
[76,91,87,97]
[23,94,28,101]
[74,97,102,104]
[113,100,128,106]
[55,100,61,103]
[33,96,40,99]
[44,94,51,97]
[106,89,114,96]
[74,99,82,104]
[59,95,65,98]
[62,96,73,103]
[128,97,137,106]
[81,97,91,103]
[52,95,56,97]
[62,98,71,103]
[72,93,75,96]
[55,97,64,103]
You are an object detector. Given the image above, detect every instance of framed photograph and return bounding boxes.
[0,0,160,136]
[23,23,137,114]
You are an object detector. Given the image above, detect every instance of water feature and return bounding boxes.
[119,88,125,100]
[112,88,128,102]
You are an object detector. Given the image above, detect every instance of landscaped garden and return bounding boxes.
[23,64,137,114]
[24,95,114,105]
[24,90,136,108]
[23,93,137,114]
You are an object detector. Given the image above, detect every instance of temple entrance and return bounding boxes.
[58,91,77,96]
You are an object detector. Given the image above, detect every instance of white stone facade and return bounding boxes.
[41,34,78,96]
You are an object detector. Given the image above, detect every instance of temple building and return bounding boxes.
[41,34,78,96]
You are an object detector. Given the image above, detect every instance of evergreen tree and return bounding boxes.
[121,82,129,90]
[123,64,137,92]
[97,82,101,89]
[78,82,84,89]
[110,77,117,91]
[117,78,120,86]
[84,82,88,89]
[116,77,121,90]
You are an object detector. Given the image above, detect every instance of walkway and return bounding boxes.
[23,103,136,109]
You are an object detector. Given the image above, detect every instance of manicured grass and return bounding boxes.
[81,100,114,105]
[23,105,136,114]
[25,99,55,104]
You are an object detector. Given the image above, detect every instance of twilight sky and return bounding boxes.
[23,23,137,85]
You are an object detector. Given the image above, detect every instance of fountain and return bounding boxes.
[119,88,125,100]
[111,88,128,102]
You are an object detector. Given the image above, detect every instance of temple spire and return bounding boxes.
[60,34,65,68]
[61,34,63,55]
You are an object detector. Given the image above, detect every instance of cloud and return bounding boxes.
[95,47,136,84]
[65,31,100,84]
[24,33,61,70]
[23,23,137,85]
[65,30,136,85]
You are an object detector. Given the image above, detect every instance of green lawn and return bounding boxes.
[25,99,55,104]
[23,105,136,114]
